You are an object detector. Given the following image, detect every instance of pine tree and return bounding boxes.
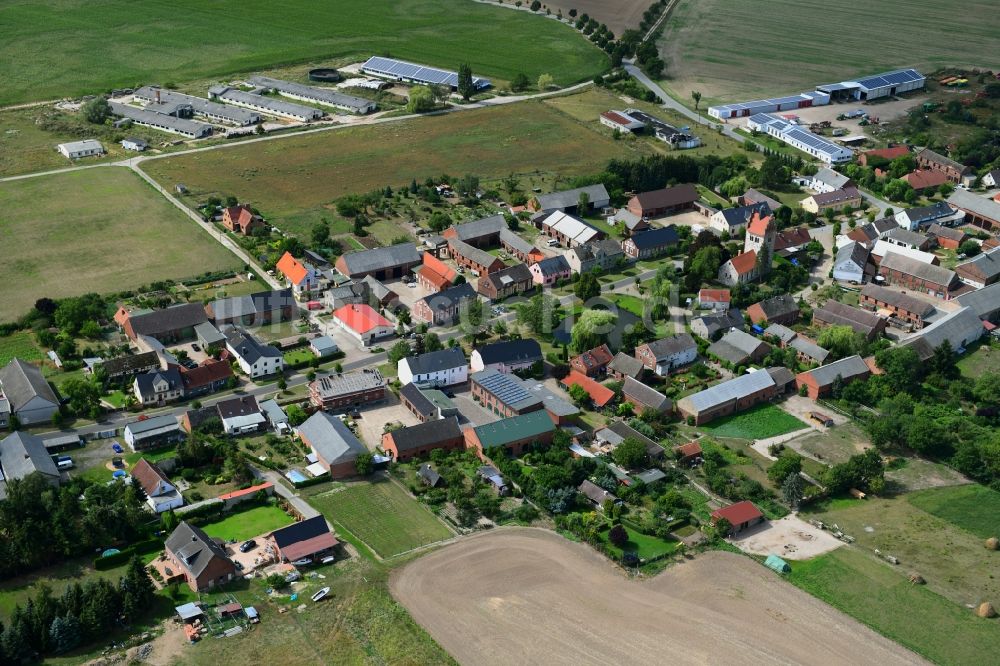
[49,615,82,654]
[781,473,804,509]
[457,63,475,101]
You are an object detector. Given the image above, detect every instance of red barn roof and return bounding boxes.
[276,252,309,285]
[332,303,391,334]
[728,250,758,276]
[711,500,764,525]
[561,370,615,407]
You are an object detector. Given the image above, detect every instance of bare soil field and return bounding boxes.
[391,528,924,665]
[540,0,650,36]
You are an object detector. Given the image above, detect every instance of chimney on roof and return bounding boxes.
[155,89,161,103]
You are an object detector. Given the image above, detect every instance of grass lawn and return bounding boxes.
[200,505,294,543]
[601,525,679,560]
[699,403,807,440]
[0,168,239,319]
[802,493,1000,610]
[123,446,180,467]
[310,479,452,558]
[366,219,415,247]
[906,484,1000,539]
[142,98,640,238]
[282,347,314,366]
[0,330,43,366]
[788,548,1000,664]
[790,421,870,465]
[0,0,606,106]
[659,0,1000,106]
[104,390,128,409]
[956,340,1000,378]
[610,294,645,317]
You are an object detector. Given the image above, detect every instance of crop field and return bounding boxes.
[200,505,295,543]
[907,484,1000,539]
[803,493,1000,610]
[659,0,1000,106]
[0,0,606,106]
[789,548,1000,665]
[392,529,922,665]
[311,480,452,558]
[699,403,807,440]
[541,0,651,35]
[0,168,239,319]
[142,99,640,238]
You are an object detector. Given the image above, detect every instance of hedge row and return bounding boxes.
[292,474,330,489]
[93,537,165,570]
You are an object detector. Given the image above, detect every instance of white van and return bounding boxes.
[57,458,75,470]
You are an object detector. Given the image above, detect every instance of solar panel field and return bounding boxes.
[659,0,1000,107]
[0,0,607,106]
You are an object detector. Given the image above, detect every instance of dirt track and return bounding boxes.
[391,528,925,666]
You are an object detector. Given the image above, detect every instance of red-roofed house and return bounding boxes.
[222,205,265,236]
[697,289,731,310]
[131,458,183,513]
[560,370,615,408]
[711,500,765,535]
[858,146,910,167]
[268,515,338,564]
[902,169,949,192]
[180,359,233,397]
[673,441,703,466]
[569,344,614,377]
[218,482,274,509]
[331,304,394,346]
[417,253,457,293]
[276,252,321,300]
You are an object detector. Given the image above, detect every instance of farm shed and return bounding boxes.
[765,554,790,574]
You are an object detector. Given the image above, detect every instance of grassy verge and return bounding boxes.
[788,548,1000,664]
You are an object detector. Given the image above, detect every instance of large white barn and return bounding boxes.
[746,114,853,164]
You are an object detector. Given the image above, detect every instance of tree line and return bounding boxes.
[0,557,155,662]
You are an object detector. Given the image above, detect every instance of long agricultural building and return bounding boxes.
[248,76,376,114]
[747,113,852,164]
[709,68,925,119]
[108,101,213,138]
[207,86,324,122]
[133,87,259,125]
[361,56,491,91]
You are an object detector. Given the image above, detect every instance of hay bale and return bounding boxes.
[908,573,925,585]
[986,537,999,551]
[976,602,996,618]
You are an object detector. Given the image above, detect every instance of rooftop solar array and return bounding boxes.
[748,114,852,161]
[851,69,924,91]
[362,56,491,89]
[472,370,540,410]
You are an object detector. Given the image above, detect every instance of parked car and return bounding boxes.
[291,558,312,567]
[191,343,201,351]
[239,539,257,553]
[320,556,336,565]
[112,443,124,454]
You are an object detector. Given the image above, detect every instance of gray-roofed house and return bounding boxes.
[956,282,1000,323]
[0,431,61,489]
[789,337,830,364]
[471,369,543,417]
[859,283,936,328]
[334,243,422,280]
[621,226,680,260]
[397,347,468,387]
[833,241,871,283]
[746,294,800,325]
[690,308,745,341]
[795,355,871,399]
[225,328,284,378]
[381,416,464,461]
[676,369,779,424]
[894,200,963,231]
[607,352,645,380]
[470,339,543,374]
[108,101,213,138]
[418,464,443,487]
[296,412,368,478]
[309,335,340,358]
[531,184,610,214]
[164,522,236,592]
[208,86,324,121]
[413,282,479,326]
[0,359,60,426]
[447,237,505,275]
[260,399,290,434]
[133,367,184,406]
[810,167,853,193]
[955,247,1000,289]
[124,414,184,451]
[477,263,534,300]
[119,303,208,343]
[578,479,620,508]
[763,323,797,346]
[947,189,1000,233]
[813,300,887,340]
[607,208,649,236]
[708,329,771,366]
[900,306,984,361]
[194,322,226,348]
[206,289,296,327]
[442,215,506,247]
[878,251,958,297]
[709,202,772,234]
[529,255,572,285]
[635,334,698,376]
[594,420,665,460]
[248,76,376,114]
[217,395,267,435]
[622,376,672,414]
[95,351,161,381]
[885,227,932,251]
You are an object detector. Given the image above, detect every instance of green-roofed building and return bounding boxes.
[423,389,458,419]
[466,410,556,458]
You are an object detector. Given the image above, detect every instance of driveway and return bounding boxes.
[449,385,499,427]
[353,393,420,449]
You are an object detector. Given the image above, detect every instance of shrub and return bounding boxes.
[608,524,628,547]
